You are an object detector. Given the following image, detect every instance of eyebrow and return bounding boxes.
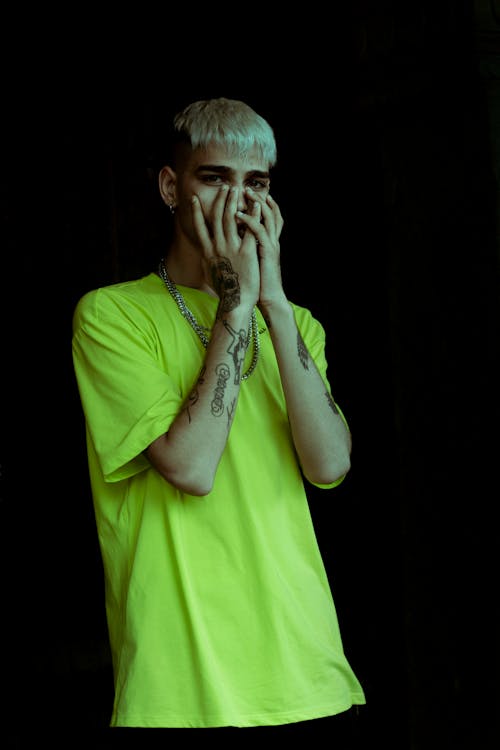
[195,164,270,179]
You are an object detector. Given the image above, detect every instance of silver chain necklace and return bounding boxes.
[158,259,259,381]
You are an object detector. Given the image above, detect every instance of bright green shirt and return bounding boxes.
[72,272,365,728]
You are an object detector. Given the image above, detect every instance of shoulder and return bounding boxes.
[73,273,162,329]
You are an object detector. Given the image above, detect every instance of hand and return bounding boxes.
[236,189,285,310]
[191,186,261,311]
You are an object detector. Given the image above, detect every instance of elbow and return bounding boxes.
[180,477,215,497]
[161,464,215,496]
[333,451,352,482]
[306,452,351,486]
[334,454,351,482]
[146,437,216,496]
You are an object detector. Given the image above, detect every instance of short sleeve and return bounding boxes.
[72,286,183,482]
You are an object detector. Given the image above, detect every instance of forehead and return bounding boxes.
[178,142,270,174]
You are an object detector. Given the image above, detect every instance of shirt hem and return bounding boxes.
[110,694,367,729]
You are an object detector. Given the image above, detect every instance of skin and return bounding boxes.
[146,142,352,495]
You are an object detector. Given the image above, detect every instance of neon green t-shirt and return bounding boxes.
[72,271,366,728]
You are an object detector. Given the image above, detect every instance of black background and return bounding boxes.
[2,2,499,748]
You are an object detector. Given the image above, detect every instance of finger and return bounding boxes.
[222,187,240,242]
[237,203,266,245]
[191,195,212,251]
[237,198,261,226]
[248,199,262,240]
[261,194,284,239]
[253,198,262,220]
[212,185,231,245]
[246,188,275,232]
[266,194,283,223]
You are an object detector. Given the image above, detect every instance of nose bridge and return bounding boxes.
[237,189,247,211]
[233,182,248,211]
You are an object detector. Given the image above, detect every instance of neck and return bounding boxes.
[164,241,217,297]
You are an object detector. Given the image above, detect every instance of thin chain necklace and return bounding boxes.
[158,259,259,381]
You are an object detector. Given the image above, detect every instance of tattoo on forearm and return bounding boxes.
[211,258,240,315]
[224,320,249,384]
[211,363,230,417]
[325,391,340,414]
[227,397,236,429]
[297,332,309,370]
[185,366,206,422]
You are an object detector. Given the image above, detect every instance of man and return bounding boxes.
[72,97,365,740]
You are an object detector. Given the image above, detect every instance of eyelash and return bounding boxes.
[201,175,268,191]
[249,179,268,190]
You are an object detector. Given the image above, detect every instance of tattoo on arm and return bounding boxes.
[224,320,249,384]
[227,397,236,429]
[184,366,206,423]
[211,363,230,417]
[325,391,340,414]
[297,332,309,370]
[211,258,241,315]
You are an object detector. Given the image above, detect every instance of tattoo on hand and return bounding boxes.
[224,320,249,384]
[211,363,230,417]
[297,332,309,370]
[325,391,340,414]
[211,258,240,315]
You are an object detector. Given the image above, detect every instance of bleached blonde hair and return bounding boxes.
[172,97,277,167]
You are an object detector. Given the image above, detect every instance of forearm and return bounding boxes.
[146,306,254,495]
[265,300,352,485]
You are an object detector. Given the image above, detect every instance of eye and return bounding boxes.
[248,179,269,191]
[200,174,225,184]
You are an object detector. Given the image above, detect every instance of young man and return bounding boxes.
[72,97,366,739]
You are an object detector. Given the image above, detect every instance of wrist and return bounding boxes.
[259,296,293,328]
[217,299,255,326]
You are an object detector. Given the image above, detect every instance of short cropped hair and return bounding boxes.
[172,98,277,168]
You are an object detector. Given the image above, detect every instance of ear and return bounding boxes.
[158,166,177,208]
